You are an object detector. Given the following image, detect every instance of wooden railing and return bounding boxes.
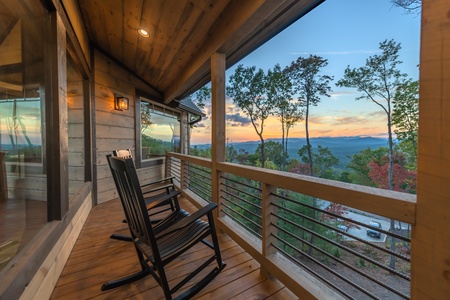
[166,152,416,300]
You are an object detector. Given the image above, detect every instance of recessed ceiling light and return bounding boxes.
[138,28,149,37]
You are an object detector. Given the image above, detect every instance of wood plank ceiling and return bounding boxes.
[77,0,323,104]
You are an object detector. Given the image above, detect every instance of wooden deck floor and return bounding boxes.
[50,197,297,300]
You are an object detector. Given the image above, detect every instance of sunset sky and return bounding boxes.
[190,0,421,145]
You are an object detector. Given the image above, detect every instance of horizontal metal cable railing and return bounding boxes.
[271,189,411,299]
[166,156,181,184]
[220,174,262,238]
[165,153,416,300]
[183,163,212,202]
[166,153,213,204]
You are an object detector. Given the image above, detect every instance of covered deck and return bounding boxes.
[50,196,295,299]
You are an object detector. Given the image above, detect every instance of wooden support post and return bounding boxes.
[164,153,169,179]
[211,52,226,218]
[180,159,188,191]
[46,12,69,220]
[180,112,188,154]
[411,0,450,298]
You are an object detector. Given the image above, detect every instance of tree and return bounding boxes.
[391,0,421,15]
[336,39,408,269]
[267,64,303,170]
[141,102,152,133]
[228,65,274,167]
[191,85,210,110]
[392,79,419,168]
[337,39,407,192]
[368,157,417,194]
[286,55,333,176]
[296,145,339,179]
[346,147,389,186]
[255,141,285,170]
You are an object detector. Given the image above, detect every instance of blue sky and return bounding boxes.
[191,0,421,144]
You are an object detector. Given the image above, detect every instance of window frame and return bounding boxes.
[135,93,181,169]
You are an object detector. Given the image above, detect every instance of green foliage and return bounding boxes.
[346,147,388,186]
[141,103,152,133]
[141,135,173,155]
[221,174,262,236]
[286,55,333,176]
[267,64,303,170]
[286,55,333,108]
[228,65,275,167]
[356,257,366,267]
[337,39,407,107]
[337,39,408,201]
[190,145,211,158]
[192,85,211,110]
[297,145,339,179]
[255,141,285,170]
[392,79,419,169]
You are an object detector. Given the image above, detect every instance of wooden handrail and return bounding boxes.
[166,152,416,224]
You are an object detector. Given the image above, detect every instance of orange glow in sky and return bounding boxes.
[190,97,389,145]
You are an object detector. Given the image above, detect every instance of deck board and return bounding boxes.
[50,197,297,300]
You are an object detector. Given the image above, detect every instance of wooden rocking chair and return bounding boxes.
[112,149,179,217]
[107,152,187,241]
[103,156,226,299]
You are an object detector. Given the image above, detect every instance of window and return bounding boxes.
[0,0,47,272]
[140,100,181,160]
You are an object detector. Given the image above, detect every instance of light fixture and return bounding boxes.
[114,94,129,111]
[137,28,149,38]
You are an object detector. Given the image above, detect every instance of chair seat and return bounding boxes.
[138,219,211,263]
[153,209,190,235]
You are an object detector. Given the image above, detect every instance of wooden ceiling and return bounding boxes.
[77,0,323,103]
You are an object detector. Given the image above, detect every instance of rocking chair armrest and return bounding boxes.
[140,176,175,188]
[156,203,217,239]
[142,183,174,195]
[145,189,180,210]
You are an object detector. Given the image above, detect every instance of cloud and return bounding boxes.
[367,111,386,118]
[333,116,366,125]
[329,90,356,97]
[226,113,252,127]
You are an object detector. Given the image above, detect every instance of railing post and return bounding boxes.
[261,182,277,278]
[164,152,169,179]
[180,158,188,190]
[211,52,226,217]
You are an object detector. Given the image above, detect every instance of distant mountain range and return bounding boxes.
[193,136,390,170]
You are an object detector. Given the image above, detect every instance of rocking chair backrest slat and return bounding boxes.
[107,155,157,254]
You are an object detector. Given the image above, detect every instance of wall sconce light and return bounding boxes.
[114,94,129,111]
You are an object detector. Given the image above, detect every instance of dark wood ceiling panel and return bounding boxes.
[122,0,142,68]
[76,0,323,102]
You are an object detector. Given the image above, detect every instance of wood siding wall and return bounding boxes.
[93,51,165,204]
[68,79,85,197]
